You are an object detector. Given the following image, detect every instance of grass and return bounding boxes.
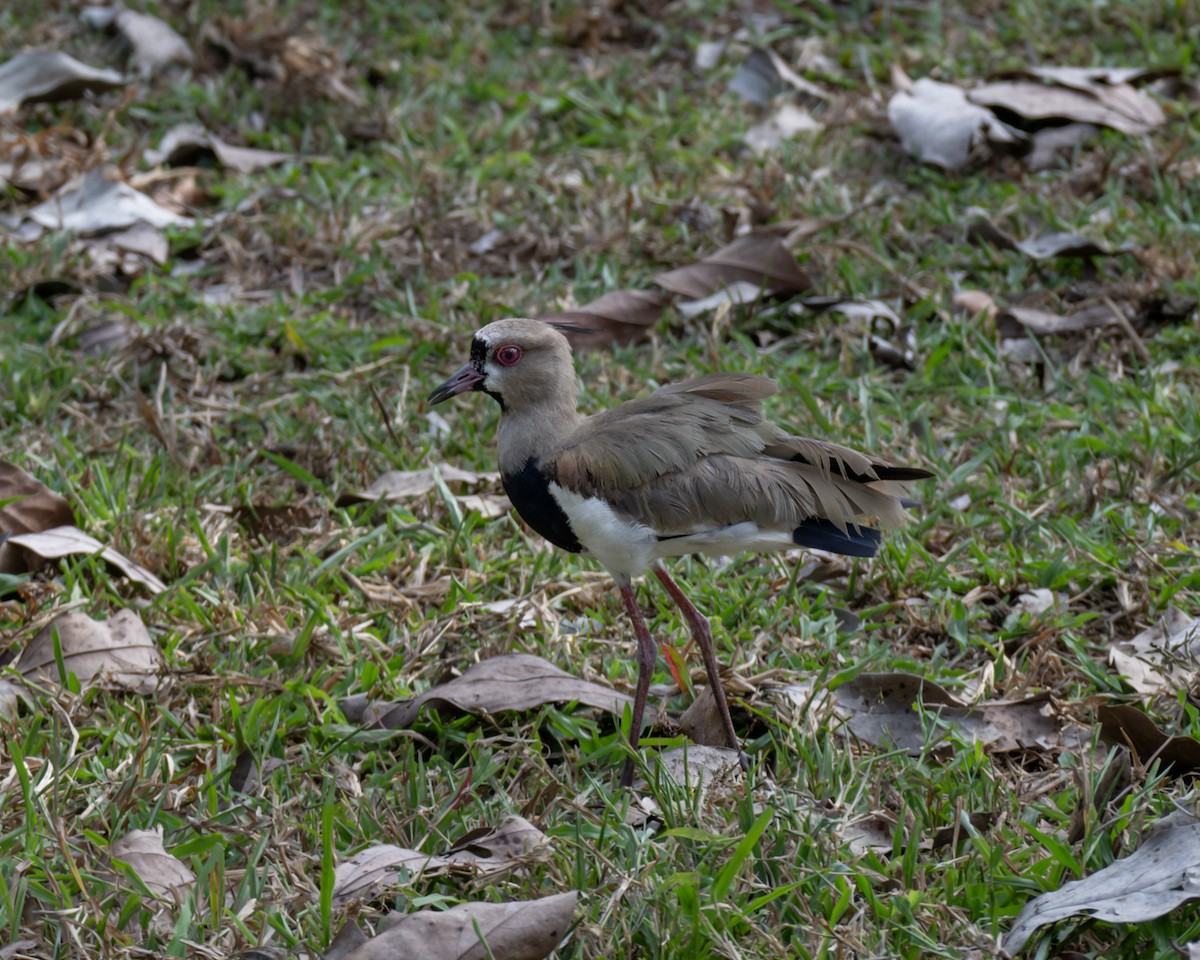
[2,0,1200,957]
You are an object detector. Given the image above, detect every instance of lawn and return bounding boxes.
[1,1,1199,957]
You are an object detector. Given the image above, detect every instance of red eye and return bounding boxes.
[496,345,523,366]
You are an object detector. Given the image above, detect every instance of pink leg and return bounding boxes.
[619,579,658,788]
[652,564,748,771]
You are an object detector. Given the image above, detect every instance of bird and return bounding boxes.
[429,318,931,786]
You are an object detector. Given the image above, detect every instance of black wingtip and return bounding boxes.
[792,519,881,558]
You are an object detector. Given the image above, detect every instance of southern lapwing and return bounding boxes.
[429,318,931,786]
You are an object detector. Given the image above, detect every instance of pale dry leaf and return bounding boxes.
[7,525,167,593]
[83,7,193,75]
[334,816,549,905]
[1109,607,1200,695]
[729,48,828,104]
[997,302,1119,338]
[17,609,164,694]
[1012,589,1061,617]
[342,892,578,960]
[357,653,639,729]
[654,745,742,789]
[456,493,512,519]
[539,289,666,350]
[969,71,1165,137]
[653,234,810,300]
[335,463,498,507]
[674,281,768,320]
[888,77,1022,170]
[0,460,75,574]
[952,290,998,322]
[744,102,822,155]
[1005,810,1200,954]
[0,51,125,114]
[111,827,196,902]
[0,679,20,720]
[6,166,193,241]
[831,672,1067,754]
[145,123,291,173]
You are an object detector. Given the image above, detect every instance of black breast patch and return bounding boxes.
[502,457,583,553]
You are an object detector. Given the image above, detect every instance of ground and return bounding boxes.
[1,1,1199,958]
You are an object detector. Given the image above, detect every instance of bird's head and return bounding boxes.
[428,318,579,412]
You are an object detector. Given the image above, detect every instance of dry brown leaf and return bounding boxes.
[6,166,193,242]
[1005,810,1200,954]
[145,123,291,173]
[678,684,730,748]
[0,51,125,114]
[333,815,551,905]
[111,827,195,901]
[888,77,1022,170]
[8,526,167,593]
[653,234,811,301]
[342,892,578,960]
[357,653,638,729]
[1098,703,1200,775]
[1108,607,1200,695]
[831,672,1066,754]
[16,609,164,694]
[0,461,75,574]
[539,289,666,350]
[335,463,499,507]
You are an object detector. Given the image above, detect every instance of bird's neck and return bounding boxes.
[496,397,582,476]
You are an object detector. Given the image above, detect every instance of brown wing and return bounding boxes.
[550,375,777,495]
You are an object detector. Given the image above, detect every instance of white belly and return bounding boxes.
[548,484,796,578]
[547,483,657,579]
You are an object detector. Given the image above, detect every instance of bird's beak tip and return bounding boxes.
[428,362,485,404]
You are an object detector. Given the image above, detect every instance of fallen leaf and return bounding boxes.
[653,234,810,300]
[1109,607,1200,695]
[341,892,577,960]
[729,47,828,104]
[352,653,639,729]
[6,166,193,241]
[539,289,666,349]
[0,680,20,720]
[673,281,768,320]
[0,461,75,574]
[969,69,1166,137]
[335,463,499,507]
[831,673,1067,754]
[953,290,999,322]
[16,609,164,694]
[888,76,1022,170]
[455,493,512,519]
[83,7,193,75]
[997,302,1119,338]
[744,102,822,155]
[111,827,195,901]
[653,745,742,790]
[677,685,730,748]
[333,815,551,905]
[1098,703,1200,775]
[8,526,167,593]
[965,212,1135,260]
[145,123,291,173]
[326,922,370,960]
[1011,589,1061,618]
[1004,810,1200,954]
[0,51,125,114]
[1024,122,1100,170]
